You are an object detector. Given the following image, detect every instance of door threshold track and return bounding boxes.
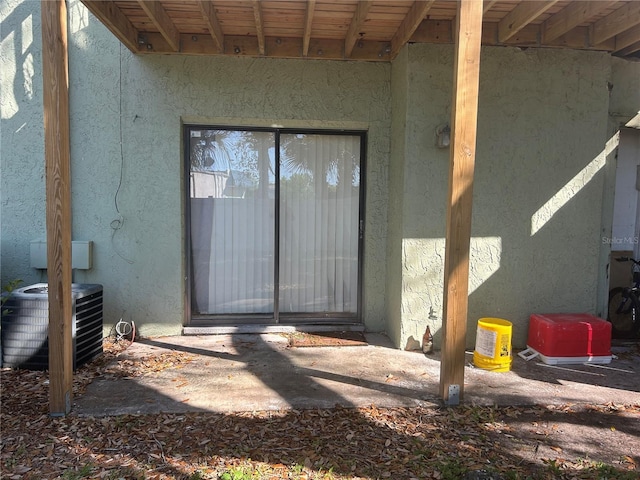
[182,324,365,336]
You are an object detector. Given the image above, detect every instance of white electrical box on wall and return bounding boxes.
[30,240,93,270]
[29,241,47,269]
[72,241,93,269]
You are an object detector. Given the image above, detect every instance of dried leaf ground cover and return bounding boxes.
[1,339,639,480]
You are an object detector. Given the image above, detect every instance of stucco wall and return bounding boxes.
[610,57,640,128]
[386,48,409,349]
[1,0,391,336]
[598,57,640,316]
[1,0,46,286]
[2,0,634,348]
[391,44,613,349]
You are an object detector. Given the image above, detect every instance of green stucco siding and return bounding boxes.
[3,0,640,348]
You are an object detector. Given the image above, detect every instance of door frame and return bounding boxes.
[183,124,367,328]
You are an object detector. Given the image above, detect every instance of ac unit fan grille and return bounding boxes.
[1,284,104,370]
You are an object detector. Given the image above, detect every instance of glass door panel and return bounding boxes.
[278,134,361,315]
[189,129,275,315]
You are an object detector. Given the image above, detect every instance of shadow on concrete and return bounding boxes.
[66,333,640,478]
[75,333,441,415]
[507,341,640,393]
[140,335,435,405]
[75,333,640,417]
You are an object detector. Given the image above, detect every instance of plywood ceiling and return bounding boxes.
[81,1,640,61]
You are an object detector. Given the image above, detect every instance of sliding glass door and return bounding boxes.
[278,134,361,316]
[187,127,364,324]
[189,129,275,316]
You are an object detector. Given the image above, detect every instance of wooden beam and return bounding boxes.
[345,0,374,58]
[412,19,452,44]
[143,33,392,61]
[615,40,640,57]
[390,0,436,59]
[439,0,483,405]
[479,22,615,51]
[547,25,614,50]
[80,1,140,52]
[197,0,224,53]
[41,0,73,416]
[615,24,640,52]
[498,0,558,43]
[591,1,640,46]
[138,0,180,52]
[302,0,316,56]
[252,0,265,55]
[542,1,616,43]
[483,0,499,15]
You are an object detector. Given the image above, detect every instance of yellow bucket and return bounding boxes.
[473,318,512,372]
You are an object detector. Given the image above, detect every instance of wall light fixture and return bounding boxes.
[436,124,450,149]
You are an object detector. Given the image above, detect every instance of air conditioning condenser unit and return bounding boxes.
[1,283,103,370]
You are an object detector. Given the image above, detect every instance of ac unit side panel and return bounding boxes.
[1,284,104,370]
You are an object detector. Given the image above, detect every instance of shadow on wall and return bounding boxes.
[1,1,48,287]
[403,130,617,350]
[468,132,617,347]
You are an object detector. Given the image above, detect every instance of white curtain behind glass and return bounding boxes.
[279,134,360,314]
[190,130,275,314]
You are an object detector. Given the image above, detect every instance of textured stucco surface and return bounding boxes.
[386,48,409,349]
[390,44,613,349]
[610,57,640,128]
[1,0,390,337]
[1,0,46,285]
[597,58,640,317]
[3,0,638,348]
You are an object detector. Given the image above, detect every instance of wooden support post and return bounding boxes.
[41,0,73,416]
[439,0,483,404]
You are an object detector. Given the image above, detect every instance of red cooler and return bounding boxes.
[522,313,612,365]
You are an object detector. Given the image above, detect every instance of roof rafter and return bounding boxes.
[542,1,616,44]
[138,0,180,52]
[390,0,436,59]
[345,0,374,58]
[498,0,558,43]
[197,1,224,53]
[591,1,640,46]
[252,0,265,55]
[79,0,640,62]
[81,1,140,52]
[302,0,316,56]
[615,24,640,52]
[616,40,640,57]
[483,0,499,15]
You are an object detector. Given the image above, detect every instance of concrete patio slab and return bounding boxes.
[73,333,640,416]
